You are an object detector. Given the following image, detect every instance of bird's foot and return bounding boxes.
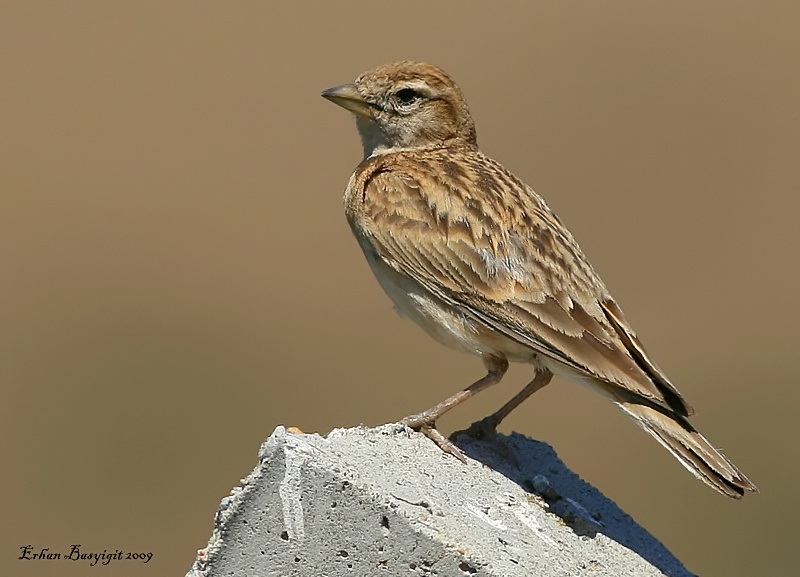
[459,414,502,440]
[400,414,467,463]
[452,415,519,466]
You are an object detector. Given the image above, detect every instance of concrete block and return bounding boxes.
[186,425,693,576]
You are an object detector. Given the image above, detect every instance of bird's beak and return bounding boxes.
[321,83,375,119]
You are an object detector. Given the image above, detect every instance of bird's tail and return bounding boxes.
[616,400,757,498]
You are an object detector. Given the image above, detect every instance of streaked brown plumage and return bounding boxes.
[322,61,757,498]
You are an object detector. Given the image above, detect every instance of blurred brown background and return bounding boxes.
[2,2,798,576]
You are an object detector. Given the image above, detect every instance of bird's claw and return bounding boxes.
[400,416,468,463]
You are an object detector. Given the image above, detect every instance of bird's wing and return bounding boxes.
[351,154,692,416]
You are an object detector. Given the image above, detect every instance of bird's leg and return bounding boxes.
[401,354,509,462]
[463,368,553,439]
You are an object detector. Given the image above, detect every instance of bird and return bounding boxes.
[321,61,757,498]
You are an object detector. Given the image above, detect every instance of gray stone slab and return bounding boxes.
[186,425,693,577]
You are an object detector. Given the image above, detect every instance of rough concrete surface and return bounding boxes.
[186,425,694,577]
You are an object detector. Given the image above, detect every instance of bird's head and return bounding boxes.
[322,61,478,158]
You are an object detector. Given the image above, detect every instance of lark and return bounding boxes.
[322,61,756,498]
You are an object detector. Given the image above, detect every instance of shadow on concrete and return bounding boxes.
[452,428,696,577]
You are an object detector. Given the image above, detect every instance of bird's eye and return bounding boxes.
[395,88,421,106]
